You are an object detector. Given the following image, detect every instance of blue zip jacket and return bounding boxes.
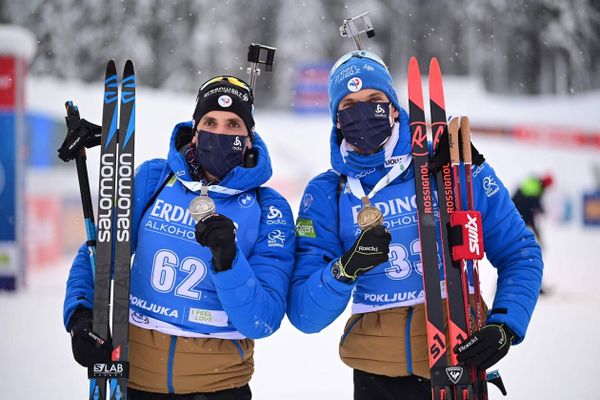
[64,122,295,339]
[288,108,543,344]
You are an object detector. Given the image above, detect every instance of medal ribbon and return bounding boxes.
[176,176,243,196]
[346,154,412,202]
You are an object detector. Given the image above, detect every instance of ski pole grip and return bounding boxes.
[448,117,460,165]
[460,116,472,164]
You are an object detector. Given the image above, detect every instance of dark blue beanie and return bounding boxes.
[328,50,400,124]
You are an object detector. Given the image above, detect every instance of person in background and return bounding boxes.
[512,173,554,294]
[511,174,554,247]
[287,50,543,400]
[63,75,295,400]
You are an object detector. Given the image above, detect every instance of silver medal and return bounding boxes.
[188,186,216,222]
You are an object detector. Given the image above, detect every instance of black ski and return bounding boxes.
[90,60,119,400]
[109,60,135,400]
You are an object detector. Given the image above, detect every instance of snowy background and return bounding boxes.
[1,1,600,399]
[2,0,600,99]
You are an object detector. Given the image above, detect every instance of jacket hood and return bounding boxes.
[166,121,272,194]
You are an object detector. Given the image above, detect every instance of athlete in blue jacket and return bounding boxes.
[288,51,543,399]
[64,76,295,400]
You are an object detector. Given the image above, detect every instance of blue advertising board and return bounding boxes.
[583,192,600,226]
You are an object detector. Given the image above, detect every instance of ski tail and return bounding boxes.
[109,60,135,400]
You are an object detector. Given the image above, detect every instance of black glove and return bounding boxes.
[454,324,515,370]
[68,307,112,368]
[58,115,102,162]
[332,225,391,282]
[195,213,237,272]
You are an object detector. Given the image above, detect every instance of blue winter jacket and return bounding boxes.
[63,122,295,339]
[287,108,543,344]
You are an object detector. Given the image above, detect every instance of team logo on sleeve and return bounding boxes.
[267,206,283,219]
[302,193,314,212]
[482,176,499,197]
[266,205,286,225]
[296,218,316,238]
[472,164,485,178]
[267,230,286,247]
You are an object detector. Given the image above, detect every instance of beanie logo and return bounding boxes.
[347,77,362,92]
[218,95,232,107]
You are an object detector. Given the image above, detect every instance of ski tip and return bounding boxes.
[106,59,116,71]
[429,58,445,109]
[124,59,134,75]
[408,56,420,73]
[105,60,117,85]
[407,57,424,109]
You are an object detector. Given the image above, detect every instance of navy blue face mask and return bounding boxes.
[338,102,392,154]
[196,131,246,179]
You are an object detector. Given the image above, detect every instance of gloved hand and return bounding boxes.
[332,225,391,282]
[58,109,102,162]
[454,324,515,370]
[68,307,112,368]
[195,213,237,272]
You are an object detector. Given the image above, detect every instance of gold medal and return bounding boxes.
[188,186,216,222]
[357,196,383,230]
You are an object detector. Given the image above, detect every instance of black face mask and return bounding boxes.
[338,102,392,154]
[196,131,245,179]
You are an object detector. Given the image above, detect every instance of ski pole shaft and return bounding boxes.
[459,117,484,329]
[63,101,102,399]
[459,116,488,400]
[65,102,97,273]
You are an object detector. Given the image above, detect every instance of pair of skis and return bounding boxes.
[408,57,505,400]
[65,60,135,400]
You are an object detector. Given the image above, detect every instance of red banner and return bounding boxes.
[0,56,16,108]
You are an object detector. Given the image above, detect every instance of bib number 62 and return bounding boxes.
[151,249,207,299]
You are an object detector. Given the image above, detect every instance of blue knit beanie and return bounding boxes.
[329,50,400,124]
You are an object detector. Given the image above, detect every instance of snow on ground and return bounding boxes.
[0,76,599,398]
